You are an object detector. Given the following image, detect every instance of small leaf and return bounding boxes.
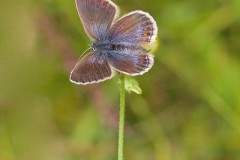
[124,76,142,94]
[143,36,160,54]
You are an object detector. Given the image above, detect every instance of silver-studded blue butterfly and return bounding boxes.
[70,0,158,85]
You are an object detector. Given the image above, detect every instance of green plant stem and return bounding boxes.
[118,74,125,160]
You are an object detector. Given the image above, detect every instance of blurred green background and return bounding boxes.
[1,0,240,159]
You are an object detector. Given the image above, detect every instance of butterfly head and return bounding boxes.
[89,43,97,51]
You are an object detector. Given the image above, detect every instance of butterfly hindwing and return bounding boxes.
[109,10,157,44]
[107,48,154,76]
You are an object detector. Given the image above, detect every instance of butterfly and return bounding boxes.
[70,0,158,85]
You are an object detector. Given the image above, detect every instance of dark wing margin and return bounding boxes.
[109,10,158,44]
[70,52,114,85]
[75,0,119,40]
[107,51,154,76]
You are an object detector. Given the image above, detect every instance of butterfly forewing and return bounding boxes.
[109,10,157,44]
[70,51,113,85]
[75,0,119,40]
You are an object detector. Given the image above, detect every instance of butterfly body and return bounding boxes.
[92,41,146,53]
[70,0,158,85]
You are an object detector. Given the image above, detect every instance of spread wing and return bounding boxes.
[75,0,119,41]
[70,52,114,85]
[109,10,158,44]
[107,49,154,76]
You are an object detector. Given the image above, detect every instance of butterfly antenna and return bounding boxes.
[75,47,91,64]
